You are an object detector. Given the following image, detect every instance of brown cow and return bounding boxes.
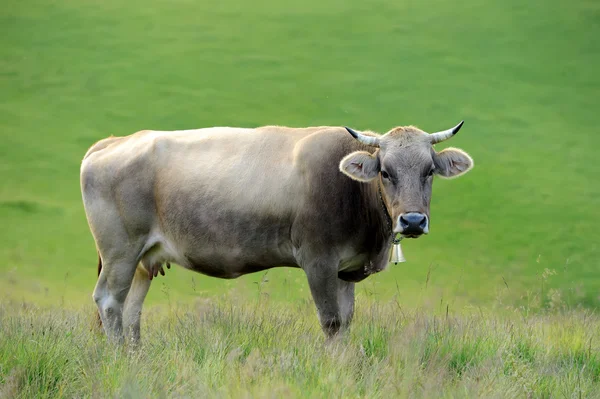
[80,122,473,342]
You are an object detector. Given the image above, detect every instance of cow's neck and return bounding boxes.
[372,180,392,241]
[377,184,392,236]
[375,179,402,245]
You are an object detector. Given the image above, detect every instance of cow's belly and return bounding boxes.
[150,211,299,278]
[141,231,299,279]
[181,241,299,279]
[184,255,300,279]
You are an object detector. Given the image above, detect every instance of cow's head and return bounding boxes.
[339,121,473,238]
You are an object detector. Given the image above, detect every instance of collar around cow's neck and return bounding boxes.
[377,179,402,245]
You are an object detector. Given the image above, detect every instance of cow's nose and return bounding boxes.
[398,213,429,237]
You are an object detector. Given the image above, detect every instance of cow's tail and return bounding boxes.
[95,252,103,329]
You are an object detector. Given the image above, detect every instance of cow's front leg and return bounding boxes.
[303,259,348,338]
[337,279,355,329]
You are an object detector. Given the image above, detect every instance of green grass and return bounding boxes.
[1,297,599,398]
[2,0,599,309]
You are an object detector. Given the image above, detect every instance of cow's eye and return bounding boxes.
[381,171,390,179]
[428,168,435,177]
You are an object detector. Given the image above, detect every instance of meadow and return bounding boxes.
[1,0,599,396]
[2,297,600,398]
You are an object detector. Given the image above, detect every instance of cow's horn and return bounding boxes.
[344,126,380,147]
[429,121,464,144]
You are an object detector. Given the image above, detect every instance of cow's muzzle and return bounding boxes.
[397,212,429,238]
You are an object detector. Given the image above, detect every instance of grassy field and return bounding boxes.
[1,297,599,398]
[1,0,599,396]
[1,0,598,309]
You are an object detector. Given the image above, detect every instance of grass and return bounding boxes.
[1,296,599,398]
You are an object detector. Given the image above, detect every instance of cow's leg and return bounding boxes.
[337,279,355,329]
[93,254,138,343]
[122,265,152,344]
[303,261,347,338]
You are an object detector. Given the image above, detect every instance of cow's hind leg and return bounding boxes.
[122,265,152,344]
[93,255,139,343]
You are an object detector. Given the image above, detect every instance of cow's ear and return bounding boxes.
[433,147,474,179]
[339,151,380,182]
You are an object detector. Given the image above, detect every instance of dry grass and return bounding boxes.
[1,295,599,398]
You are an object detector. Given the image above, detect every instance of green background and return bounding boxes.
[1,0,598,309]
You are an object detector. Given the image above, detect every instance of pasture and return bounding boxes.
[2,298,600,398]
[1,0,599,396]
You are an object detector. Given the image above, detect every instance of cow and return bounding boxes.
[80,122,473,343]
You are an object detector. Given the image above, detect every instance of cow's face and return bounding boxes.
[340,122,473,238]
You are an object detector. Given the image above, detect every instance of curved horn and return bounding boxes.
[429,121,464,144]
[344,126,380,147]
